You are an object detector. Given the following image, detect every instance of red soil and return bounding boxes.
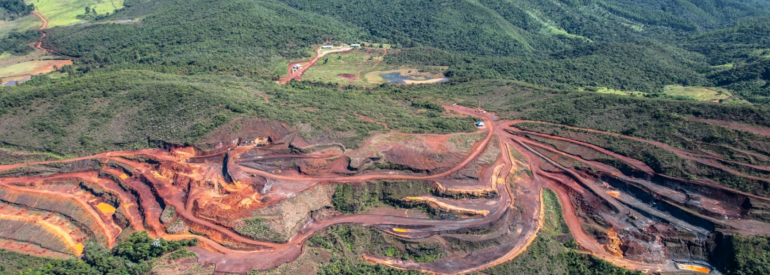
[31,11,48,51]
[1,104,767,274]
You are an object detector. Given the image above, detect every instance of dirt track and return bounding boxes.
[31,11,48,51]
[1,104,767,273]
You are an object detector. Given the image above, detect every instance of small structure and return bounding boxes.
[321,45,333,49]
[292,64,301,73]
[476,122,485,127]
[350,44,361,48]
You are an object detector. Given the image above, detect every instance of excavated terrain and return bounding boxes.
[0,104,767,274]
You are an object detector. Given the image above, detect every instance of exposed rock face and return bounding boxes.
[237,184,337,242]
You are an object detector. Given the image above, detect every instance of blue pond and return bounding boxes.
[380,72,448,84]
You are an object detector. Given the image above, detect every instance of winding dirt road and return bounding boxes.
[31,11,48,51]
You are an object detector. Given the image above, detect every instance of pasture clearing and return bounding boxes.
[593,85,745,104]
[361,43,392,49]
[662,85,736,102]
[32,0,125,28]
[0,60,72,85]
[300,48,386,86]
[594,87,645,97]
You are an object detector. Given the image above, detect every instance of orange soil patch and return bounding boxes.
[97,203,117,215]
[676,263,710,273]
[608,191,621,198]
[0,60,72,80]
[28,60,72,75]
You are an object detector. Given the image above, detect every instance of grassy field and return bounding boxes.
[0,14,42,37]
[662,85,735,102]
[594,87,645,97]
[0,60,71,77]
[32,0,125,28]
[593,85,744,103]
[301,48,386,86]
[0,60,72,85]
[361,43,392,49]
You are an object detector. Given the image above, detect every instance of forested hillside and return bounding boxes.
[42,0,363,79]
[32,0,770,92]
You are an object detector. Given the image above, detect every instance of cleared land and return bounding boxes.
[594,85,743,103]
[662,85,736,102]
[286,45,448,87]
[0,60,72,85]
[300,48,385,86]
[32,0,125,28]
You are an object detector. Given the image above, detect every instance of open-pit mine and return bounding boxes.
[0,104,766,274]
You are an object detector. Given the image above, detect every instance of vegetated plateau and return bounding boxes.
[1,0,770,274]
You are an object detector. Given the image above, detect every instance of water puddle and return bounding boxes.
[380,72,448,84]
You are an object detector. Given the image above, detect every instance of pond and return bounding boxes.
[2,75,31,87]
[379,72,448,84]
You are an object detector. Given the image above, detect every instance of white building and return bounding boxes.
[350,44,361,47]
[321,45,333,49]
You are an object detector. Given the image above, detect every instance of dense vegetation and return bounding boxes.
[0,249,56,274]
[42,0,361,79]
[28,0,769,93]
[0,0,33,20]
[719,234,770,275]
[0,30,38,56]
[0,71,476,156]
[332,180,435,215]
[21,231,197,274]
